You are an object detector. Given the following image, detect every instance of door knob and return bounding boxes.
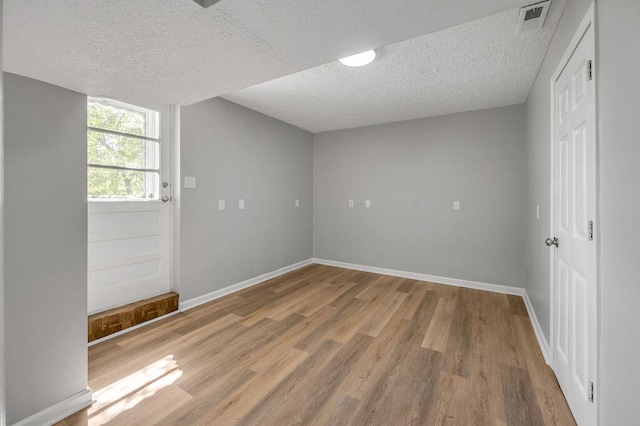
[161,195,172,202]
[545,237,559,247]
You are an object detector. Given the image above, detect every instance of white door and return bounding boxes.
[87,98,173,314]
[550,13,597,426]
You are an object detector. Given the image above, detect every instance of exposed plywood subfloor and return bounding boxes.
[88,292,179,342]
[59,264,575,425]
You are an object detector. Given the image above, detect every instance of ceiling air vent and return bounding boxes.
[193,0,223,8]
[517,1,551,33]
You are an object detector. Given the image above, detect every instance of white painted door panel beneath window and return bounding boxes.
[552,14,596,426]
[88,201,171,314]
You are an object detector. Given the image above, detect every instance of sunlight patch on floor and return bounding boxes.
[88,355,183,424]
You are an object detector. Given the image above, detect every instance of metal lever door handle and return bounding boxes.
[161,195,172,202]
[545,237,559,247]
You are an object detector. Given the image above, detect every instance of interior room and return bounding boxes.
[1,0,639,425]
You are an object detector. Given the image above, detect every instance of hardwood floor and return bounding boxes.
[58,264,575,425]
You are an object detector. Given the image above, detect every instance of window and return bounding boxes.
[87,98,161,200]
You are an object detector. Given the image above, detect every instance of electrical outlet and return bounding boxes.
[239,199,245,210]
[349,200,354,208]
[365,200,371,208]
[218,200,225,211]
[453,201,461,211]
[184,176,196,189]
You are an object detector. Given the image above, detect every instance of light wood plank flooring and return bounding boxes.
[59,264,575,425]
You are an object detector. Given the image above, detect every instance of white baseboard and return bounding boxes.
[522,290,552,365]
[312,258,526,296]
[179,259,313,312]
[13,388,94,426]
[313,257,553,366]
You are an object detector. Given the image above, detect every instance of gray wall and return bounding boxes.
[598,1,640,423]
[179,97,313,302]
[313,105,526,287]
[4,74,88,424]
[524,0,592,347]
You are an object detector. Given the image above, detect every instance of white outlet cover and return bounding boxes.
[349,199,354,208]
[453,201,461,211]
[295,199,300,208]
[239,199,245,210]
[184,176,196,189]
[218,200,225,211]
[365,200,371,208]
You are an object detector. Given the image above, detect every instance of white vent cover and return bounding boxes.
[517,1,551,33]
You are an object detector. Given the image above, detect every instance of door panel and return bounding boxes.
[574,124,588,238]
[89,210,161,232]
[559,137,569,232]
[557,258,569,364]
[88,103,172,315]
[572,271,589,392]
[88,203,171,314]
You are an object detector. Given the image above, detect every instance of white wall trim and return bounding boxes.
[12,388,93,426]
[179,259,313,311]
[313,258,525,296]
[522,290,552,365]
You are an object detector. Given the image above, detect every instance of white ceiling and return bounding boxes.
[224,5,565,133]
[4,0,538,106]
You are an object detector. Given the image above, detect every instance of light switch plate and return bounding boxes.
[295,199,300,208]
[184,176,196,189]
[536,205,540,219]
[453,201,461,211]
[365,200,371,208]
[349,200,354,208]
[218,200,225,211]
[239,199,245,210]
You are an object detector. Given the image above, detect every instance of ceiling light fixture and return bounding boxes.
[338,50,376,67]
[193,0,223,8]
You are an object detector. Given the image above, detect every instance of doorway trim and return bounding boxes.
[548,1,599,423]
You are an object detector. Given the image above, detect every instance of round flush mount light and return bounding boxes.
[338,50,376,67]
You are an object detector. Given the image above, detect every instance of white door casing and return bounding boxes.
[550,4,597,426]
[88,103,173,314]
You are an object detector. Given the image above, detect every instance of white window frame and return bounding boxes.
[87,97,162,200]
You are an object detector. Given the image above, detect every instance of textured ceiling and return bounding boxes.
[4,0,537,105]
[224,5,565,133]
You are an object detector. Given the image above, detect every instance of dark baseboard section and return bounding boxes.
[88,292,179,342]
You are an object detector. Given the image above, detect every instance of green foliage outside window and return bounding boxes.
[88,101,151,199]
